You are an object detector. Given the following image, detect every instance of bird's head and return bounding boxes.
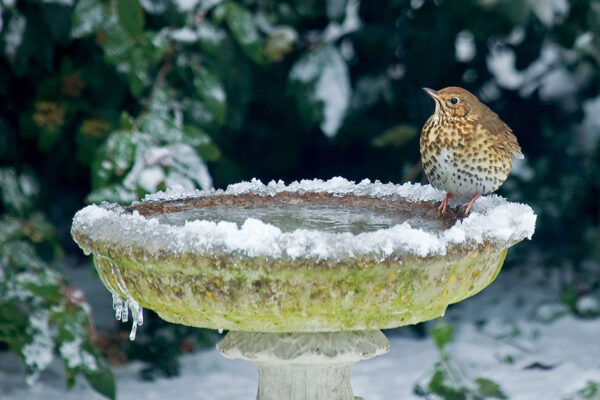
[423,86,483,120]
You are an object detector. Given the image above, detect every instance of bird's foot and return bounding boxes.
[461,194,481,216]
[438,193,453,215]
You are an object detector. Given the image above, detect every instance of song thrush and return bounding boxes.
[420,86,523,216]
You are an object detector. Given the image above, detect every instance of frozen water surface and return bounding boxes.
[72,177,536,260]
[154,204,447,234]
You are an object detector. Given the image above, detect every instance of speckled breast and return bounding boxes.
[420,120,513,197]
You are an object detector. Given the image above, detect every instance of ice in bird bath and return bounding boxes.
[71,177,536,400]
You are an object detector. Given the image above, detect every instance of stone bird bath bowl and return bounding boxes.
[71,178,536,399]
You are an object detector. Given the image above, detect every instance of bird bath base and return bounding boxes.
[217,331,389,400]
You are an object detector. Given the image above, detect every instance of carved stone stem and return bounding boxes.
[217,331,389,400]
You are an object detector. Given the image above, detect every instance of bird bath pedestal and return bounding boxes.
[71,178,535,400]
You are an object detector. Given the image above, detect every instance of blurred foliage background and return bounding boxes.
[1,0,600,398]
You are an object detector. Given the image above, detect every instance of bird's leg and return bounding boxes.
[438,193,453,214]
[462,193,481,216]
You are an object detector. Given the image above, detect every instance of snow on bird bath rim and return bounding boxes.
[72,177,536,261]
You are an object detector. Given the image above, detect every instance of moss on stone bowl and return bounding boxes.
[71,178,535,332]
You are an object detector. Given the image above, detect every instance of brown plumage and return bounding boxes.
[419,86,523,216]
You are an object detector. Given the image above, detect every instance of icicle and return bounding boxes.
[121,300,129,322]
[100,255,144,341]
[127,300,144,341]
[218,328,224,334]
[112,293,124,321]
[129,322,138,341]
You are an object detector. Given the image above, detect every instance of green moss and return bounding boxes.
[87,238,508,332]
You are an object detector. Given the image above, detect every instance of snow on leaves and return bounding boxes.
[288,44,351,137]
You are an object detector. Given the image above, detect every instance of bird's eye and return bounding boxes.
[450,97,459,105]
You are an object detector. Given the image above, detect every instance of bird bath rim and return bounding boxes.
[72,177,535,261]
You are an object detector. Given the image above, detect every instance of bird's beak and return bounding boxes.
[423,87,441,101]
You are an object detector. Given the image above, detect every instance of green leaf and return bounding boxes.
[117,0,145,38]
[146,86,171,118]
[560,285,579,311]
[575,381,600,399]
[192,68,227,125]
[182,99,217,127]
[427,362,476,400]
[139,115,183,143]
[102,26,136,64]
[183,126,221,161]
[427,366,468,400]
[196,22,226,56]
[127,47,151,97]
[224,2,266,65]
[71,0,107,38]
[371,124,418,148]
[0,301,29,350]
[142,31,170,63]
[16,269,62,302]
[91,131,137,189]
[474,377,508,399]
[84,360,116,400]
[40,3,73,43]
[119,112,135,130]
[431,322,453,350]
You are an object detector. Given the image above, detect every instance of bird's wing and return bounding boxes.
[481,112,524,159]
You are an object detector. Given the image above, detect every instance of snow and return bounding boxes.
[41,0,73,5]
[73,178,536,260]
[526,0,569,27]
[576,96,600,152]
[144,147,173,166]
[58,337,98,371]
[139,0,167,14]
[175,0,199,12]
[575,295,600,317]
[487,40,577,100]
[22,311,54,384]
[1,264,597,399]
[455,30,476,63]
[169,28,198,43]
[195,23,225,44]
[3,11,26,60]
[289,46,351,137]
[322,0,361,42]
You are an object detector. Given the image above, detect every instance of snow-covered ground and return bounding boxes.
[1,259,598,400]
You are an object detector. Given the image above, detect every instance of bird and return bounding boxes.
[420,86,523,216]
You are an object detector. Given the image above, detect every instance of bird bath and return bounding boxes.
[71,177,536,400]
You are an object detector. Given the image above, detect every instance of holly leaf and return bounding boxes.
[224,2,266,65]
[117,0,145,38]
